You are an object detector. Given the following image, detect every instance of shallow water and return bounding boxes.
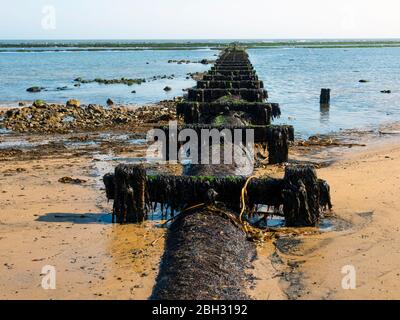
[0,49,216,106]
[1,46,400,137]
[249,48,400,137]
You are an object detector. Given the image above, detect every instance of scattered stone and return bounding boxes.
[149,74,175,82]
[155,114,174,122]
[74,77,145,86]
[26,86,44,93]
[2,100,179,133]
[33,100,46,108]
[187,72,205,81]
[380,90,391,94]
[163,86,172,92]
[133,285,143,289]
[199,59,215,64]
[168,59,191,64]
[168,59,215,65]
[58,177,87,184]
[359,80,369,83]
[106,99,114,106]
[66,99,80,107]
[57,86,68,91]
[131,90,136,94]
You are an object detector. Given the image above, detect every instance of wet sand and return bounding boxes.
[0,155,165,300]
[1,127,400,299]
[301,141,400,299]
[250,136,400,300]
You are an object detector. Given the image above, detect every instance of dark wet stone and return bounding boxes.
[26,86,44,93]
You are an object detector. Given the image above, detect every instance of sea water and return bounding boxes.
[1,43,400,138]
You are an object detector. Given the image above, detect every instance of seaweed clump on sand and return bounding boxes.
[151,207,256,300]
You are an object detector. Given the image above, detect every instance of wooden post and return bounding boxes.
[113,164,147,223]
[282,165,320,227]
[320,88,331,105]
[103,173,116,222]
[267,126,293,164]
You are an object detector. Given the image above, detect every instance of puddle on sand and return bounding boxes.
[250,206,348,232]
[0,138,50,149]
[64,140,99,148]
[0,136,101,150]
[0,127,11,135]
[254,215,336,232]
[36,212,113,224]
[89,150,156,189]
[98,133,147,144]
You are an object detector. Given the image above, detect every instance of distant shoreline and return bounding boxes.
[2,40,400,52]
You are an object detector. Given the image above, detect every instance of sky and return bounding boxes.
[1,0,400,40]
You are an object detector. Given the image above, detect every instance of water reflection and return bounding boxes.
[320,104,330,124]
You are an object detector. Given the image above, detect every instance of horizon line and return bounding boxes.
[1,37,400,41]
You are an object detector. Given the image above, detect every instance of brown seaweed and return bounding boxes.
[104,163,330,227]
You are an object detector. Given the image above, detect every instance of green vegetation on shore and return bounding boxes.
[1,40,400,52]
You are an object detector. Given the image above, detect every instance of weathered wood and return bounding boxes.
[104,46,332,228]
[267,126,293,164]
[196,80,264,89]
[203,74,259,81]
[177,101,280,125]
[106,166,282,212]
[104,46,334,302]
[158,124,294,163]
[320,88,331,105]
[113,164,147,223]
[282,165,321,227]
[103,173,115,202]
[104,164,331,226]
[318,179,333,210]
[187,88,268,103]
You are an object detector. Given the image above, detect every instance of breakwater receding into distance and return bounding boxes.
[103,46,332,300]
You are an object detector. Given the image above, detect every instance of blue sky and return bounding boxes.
[1,0,399,39]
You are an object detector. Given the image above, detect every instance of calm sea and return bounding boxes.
[1,42,399,137]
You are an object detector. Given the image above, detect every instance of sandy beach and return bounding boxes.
[1,120,400,299]
[3,0,400,308]
[250,137,400,300]
[301,141,400,299]
[0,156,165,299]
